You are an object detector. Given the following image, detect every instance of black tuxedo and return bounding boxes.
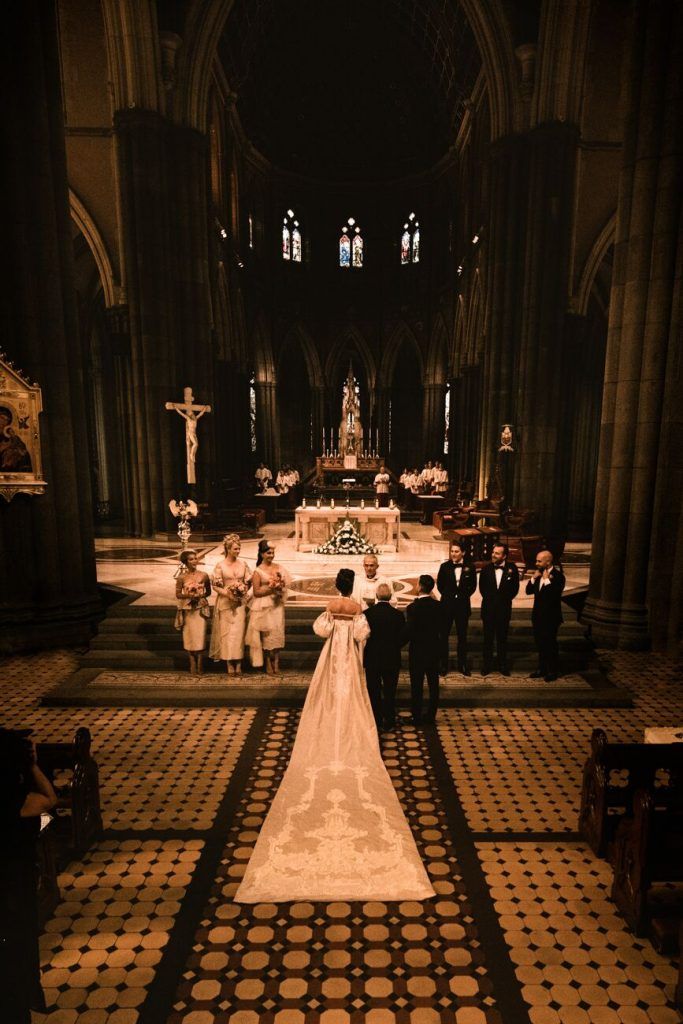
[363,602,406,729]
[406,594,443,723]
[479,561,520,672]
[436,558,477,672]
[525,567,566,676]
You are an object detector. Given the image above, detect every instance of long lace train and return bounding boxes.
[235,612,435,903]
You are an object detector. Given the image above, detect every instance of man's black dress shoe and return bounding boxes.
[423,714,436,725]
[459,665,471,677]
[544,674,558,682]
[529,671,543,679]
[481,670,490,677]
[501,669,511,677]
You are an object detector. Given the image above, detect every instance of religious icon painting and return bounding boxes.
[0,350,47,501]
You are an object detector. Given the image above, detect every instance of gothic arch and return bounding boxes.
[177,0,518,137]
[325,328,376,394]
[379,322,424,390]
[100,0,163,114]
[69,190,117,308]
[576,213,617,317]
[464,269,485,367]
[533,1,592,126]
[452,296,467,377]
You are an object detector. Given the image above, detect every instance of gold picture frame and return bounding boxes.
[0,351,47,501]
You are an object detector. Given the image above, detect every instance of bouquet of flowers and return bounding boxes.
[270,572,287,602]
[227,580,249,605]
[182,579,208,610]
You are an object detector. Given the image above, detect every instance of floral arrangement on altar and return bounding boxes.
[315,518,379,555]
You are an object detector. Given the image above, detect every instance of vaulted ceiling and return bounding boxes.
[218,0,482,181]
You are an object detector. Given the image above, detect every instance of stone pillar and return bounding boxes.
[0,0,100,651]
[479,136,527,500]
[421,383,446,462]
[513,121,579,532]
[114,108,215,531]
[565,313,605,539]
[583,0,683,650]
[254,380,280,470]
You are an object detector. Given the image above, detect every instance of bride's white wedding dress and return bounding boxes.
[235,611,435,902]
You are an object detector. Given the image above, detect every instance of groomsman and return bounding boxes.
[479,543,520,675]
[406,575,442,724]
[525,550,565,681]
[363,584,406,731]
[437,541,477,675]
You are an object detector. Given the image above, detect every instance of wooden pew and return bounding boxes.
[578,728,683,858]
[37,726,103,865]
[611,787,683,936]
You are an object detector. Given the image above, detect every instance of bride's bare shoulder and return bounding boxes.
[327,597,362,616]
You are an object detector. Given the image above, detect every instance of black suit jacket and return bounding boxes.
[363,602,406,672]
[406,595,442,665]
[479,561,520,621]
[525,568,565,628]
[436,559,477,615]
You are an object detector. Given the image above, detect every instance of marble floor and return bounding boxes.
[2,645,681,1024]
[94,521,591,608]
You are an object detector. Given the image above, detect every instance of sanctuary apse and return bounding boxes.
[1,5,682,649]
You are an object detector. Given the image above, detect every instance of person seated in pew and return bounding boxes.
[0,728,58,1024]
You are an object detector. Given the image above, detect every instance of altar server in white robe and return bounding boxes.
[255,463,272,492]
[434,461,449,494]
[373,464,391,507]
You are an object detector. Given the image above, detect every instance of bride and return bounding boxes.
[235,567,435,903]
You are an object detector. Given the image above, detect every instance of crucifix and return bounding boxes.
[165,387,211,484]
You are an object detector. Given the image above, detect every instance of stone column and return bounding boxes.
[512,121,579,533]
[0,0,100,651]
[479,136,527,500]
[254,380,280,470]
[583,0,683,650]
[421,383,446,463]
[114,108,215,531]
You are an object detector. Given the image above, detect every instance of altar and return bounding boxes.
[295,505,400,552]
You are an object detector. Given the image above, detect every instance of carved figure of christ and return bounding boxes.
[165,387,211,484]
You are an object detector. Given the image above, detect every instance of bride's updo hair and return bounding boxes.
[336,568,355,596]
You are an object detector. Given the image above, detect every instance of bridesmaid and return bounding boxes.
[210,533,252,675]
[247,539,292,675]
[175,549,212,675]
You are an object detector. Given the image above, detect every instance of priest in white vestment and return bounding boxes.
[351,554,398,608]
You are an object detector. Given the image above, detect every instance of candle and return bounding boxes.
[323,428,326,454]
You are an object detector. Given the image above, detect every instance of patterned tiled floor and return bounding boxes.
[0,646,680,1023]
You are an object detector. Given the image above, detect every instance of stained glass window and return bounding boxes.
[339,232,351,267]
[340,217,363,268]
[250,374,257,452]
[352,231,363,267]
[292,226,302,263]
[401,212,420,264]
[283,209,302,262]
[400,229,411,265]
[412,226,420,263]
[443,382,450,455]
